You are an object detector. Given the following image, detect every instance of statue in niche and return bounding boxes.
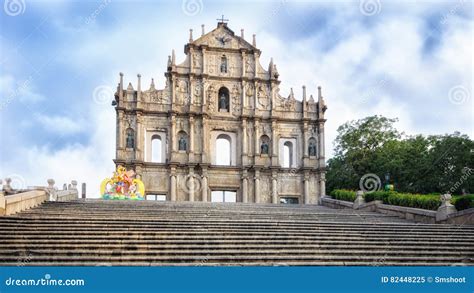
[220,56,227,73]
[309,140,317,157]
[126,130,135,149]
[261,141,269,155]
[178,136,187,151]
[219,93,228,110]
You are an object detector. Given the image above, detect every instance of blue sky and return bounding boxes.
[0,0,472,195]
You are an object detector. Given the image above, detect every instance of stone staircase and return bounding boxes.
[0,199,473,266]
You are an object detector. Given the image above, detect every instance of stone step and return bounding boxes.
[1,200,472,266]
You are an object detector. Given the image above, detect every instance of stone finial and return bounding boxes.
[3,178,12,193]
[189,29,193,42]
[436,193,457,222]
[289,88,294,99]
[81,182,87,199]
[302,85,307,101]
[241,29,244,38]
[150,78,155,90]
[137,74,141,92]
[167,56,172,68]
[63,183,67,190]
[47,179,55,188]
[252,34,256,46]
[353,190,366,209]
[201,24,205,36]
[71,180,78,190]
[127,82,134,91]
[172,49,176,65]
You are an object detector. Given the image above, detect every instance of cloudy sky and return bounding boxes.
[0,0,472,195]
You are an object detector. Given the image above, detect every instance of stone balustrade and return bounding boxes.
[0,179,80,216]
[321,191,473,225]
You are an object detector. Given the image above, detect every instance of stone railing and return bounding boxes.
[0,179,79,216]
[321,191,474,225]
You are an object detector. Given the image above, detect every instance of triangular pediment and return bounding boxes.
[192,24,256,51]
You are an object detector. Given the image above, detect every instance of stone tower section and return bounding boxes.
[113,21,327,204]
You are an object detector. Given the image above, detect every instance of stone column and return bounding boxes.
[271,171,278,204]
[241,51,246,77]
[170,115,176,152]
[303,122,309,158]
[304,172,310,204]
[254,119,260,155]
[201,168,208,202]
[254,169,260,203]
[189,116,195,154]
[242,171,248,203]
[189,76,194,106]
[319,122,325,168]
[202,48,207,75]
[188,167,194,202]
[170,168,177,201]
[271,120,278,160]
[81,183,86,199]
[202,116,208,163]
[136,113,143,161]
[242,119,247,165]
[319,172,326,200]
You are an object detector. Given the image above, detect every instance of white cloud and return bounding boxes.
[35,114,85,135]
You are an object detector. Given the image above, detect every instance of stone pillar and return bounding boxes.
[189,75,194,105]
[254,169,260,203]
[353,190,365,209]
[189,116,195,154]
[319,172,326,200]
[201,168,208,202]
[202,116,208,163]
[271,171,278,204]
[304,172,310,204]
[254,119,260,155]
[271,120,278,166]
[242,171,248,203]
[319,122,325,168]
[241,51,246,77]
[436,194,457,222]
[71,180,78,190]
[303,122,309,158]
[242,119,247,155]
[47,179,56,201]
[202,48,207,75]
[136,113,143,160]
[170,168,177,201]
[188,167,195,202]
[170,115,176,152]
[81,183,86,199]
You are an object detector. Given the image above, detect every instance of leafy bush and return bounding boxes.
[330,189,356,202]
[452,195,474,211]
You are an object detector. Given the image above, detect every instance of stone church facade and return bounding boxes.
[113,21,327,204]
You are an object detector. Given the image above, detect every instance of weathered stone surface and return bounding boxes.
[113,22,327,204]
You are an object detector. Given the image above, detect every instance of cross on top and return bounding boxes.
[217,15,229,24]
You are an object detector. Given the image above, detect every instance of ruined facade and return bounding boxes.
[113,21,327,204]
